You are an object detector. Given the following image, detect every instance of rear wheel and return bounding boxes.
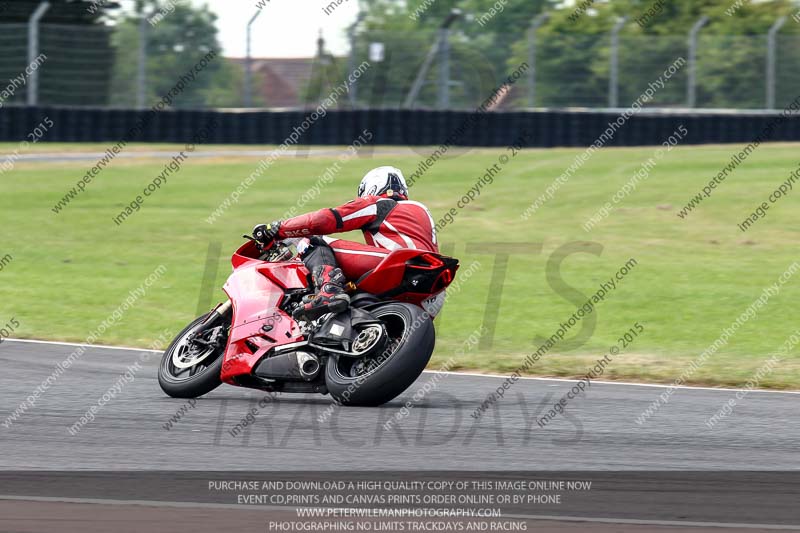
[158,312,229,398]
[325,302,435,406]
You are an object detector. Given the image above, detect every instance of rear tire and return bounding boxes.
[325,302,435,406]
[158,313,227,399]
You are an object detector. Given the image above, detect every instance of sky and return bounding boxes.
[188,0,361,58]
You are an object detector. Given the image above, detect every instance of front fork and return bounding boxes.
[196,300,232,328]
[206,300,232,323]
[191,300,233,349]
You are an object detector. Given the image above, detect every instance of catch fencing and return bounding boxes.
[2,21,800,111]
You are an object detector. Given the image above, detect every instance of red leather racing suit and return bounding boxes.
[277,195,438,281]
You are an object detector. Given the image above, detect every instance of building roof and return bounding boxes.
[231,57,318,108]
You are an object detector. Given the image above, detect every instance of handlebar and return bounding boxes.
[241,234,295,263]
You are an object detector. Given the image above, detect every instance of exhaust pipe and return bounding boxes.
[296,352,321,379]
[254,350,321,381]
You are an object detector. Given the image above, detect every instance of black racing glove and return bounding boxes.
[252,221,281,244]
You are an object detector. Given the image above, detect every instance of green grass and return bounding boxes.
[2,142,800,389]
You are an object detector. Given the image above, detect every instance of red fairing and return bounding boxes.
[356,249,422,294]
[355,249,457,308]
[231,240,264,269]
[219,258,308,383]
[259,263,308,290]
[231,241,307,289]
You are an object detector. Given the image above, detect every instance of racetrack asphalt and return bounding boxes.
[4,147,430,163]
[2,339,798,471]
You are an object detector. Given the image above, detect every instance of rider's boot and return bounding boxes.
[293,265,350,321]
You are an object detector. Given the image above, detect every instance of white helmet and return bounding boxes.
[357,166,409,199]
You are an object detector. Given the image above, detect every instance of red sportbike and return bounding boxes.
[158,235,459,406]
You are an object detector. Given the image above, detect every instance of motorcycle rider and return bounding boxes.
[253,166,438,320]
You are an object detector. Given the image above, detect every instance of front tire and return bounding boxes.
[158,312,227,398]
[325,302,435,406]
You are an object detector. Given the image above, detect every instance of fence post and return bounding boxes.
[687,16,709,108]
[405,37,441,108]
[609,17,627,108]
[136,15,148,109]
[437,10,461,109]
[27,1,50,106]
[405,9,461,109]
[437,26,451,109]
[347,13,366,107]
[766,16,786,110]
[244,10,262,108]
[527,13,549,108]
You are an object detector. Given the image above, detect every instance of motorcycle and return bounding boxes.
[158,234,459,406]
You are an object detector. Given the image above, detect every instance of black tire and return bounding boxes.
[325,302,435,406]
[158,313,226,399]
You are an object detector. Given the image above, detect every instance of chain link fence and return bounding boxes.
[2,21,799,111]
[343,29,502,110]
[325,30,800,111]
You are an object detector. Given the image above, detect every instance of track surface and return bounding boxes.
[1,339,798,470]
[4,147,432,163]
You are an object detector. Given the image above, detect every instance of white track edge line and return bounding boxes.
[423,370,800,394]
[5,338,800,395]
[4,338,160,353]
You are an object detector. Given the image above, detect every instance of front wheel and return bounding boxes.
[158,312,229,398]
[325,302,435,406]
